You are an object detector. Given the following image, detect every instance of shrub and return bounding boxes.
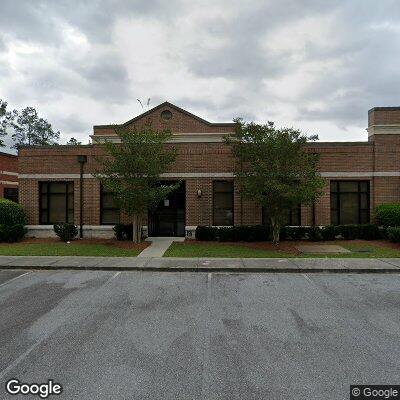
[241,225,270,242]
[306,226,323,241]
[113,224,134,240]
[218,227,234,241]
[387,227,400,243]
[375,204,400,227]
[53,223,78,242]
[0,224,27,242]
[357,224,381,240]
[321,225,336,241]
[0,198,27,226]
[195,226,218,241]
[113,224,125,240]
[195,225,270,242]
[335,224,359,240]
[281,226,306,240]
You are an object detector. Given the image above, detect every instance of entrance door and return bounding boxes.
[148,181,185,237]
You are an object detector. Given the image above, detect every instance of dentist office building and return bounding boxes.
[17,102,400,239]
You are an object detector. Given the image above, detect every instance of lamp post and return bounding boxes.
[77,155,87,238]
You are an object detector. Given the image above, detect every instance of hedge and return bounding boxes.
[375,204,400,227]
[0,198,27,226]
[195,224,383,242]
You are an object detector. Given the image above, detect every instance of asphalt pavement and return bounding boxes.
[0,270,399,399]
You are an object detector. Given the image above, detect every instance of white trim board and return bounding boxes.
[91,133,230,144]
[367,124,400,137]
[0,180,18,185]
[0,170,18,176]
[18,171,400,179]
[18,172,235,179]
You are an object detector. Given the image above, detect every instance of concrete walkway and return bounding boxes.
[138,237,185,257]
[1,256,400,272]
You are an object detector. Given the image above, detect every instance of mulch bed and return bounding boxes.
[182,239,400,255]
[3,237,150,251]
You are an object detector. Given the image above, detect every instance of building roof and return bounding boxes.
[93,101,235,129]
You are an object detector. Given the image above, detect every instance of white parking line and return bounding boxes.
[302,273,314,285]
[110,271,121,280]
[0,271,32,289]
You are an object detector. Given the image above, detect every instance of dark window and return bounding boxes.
[100,186,120,225]
[40,182,74,224]
[4,188,18,203]
[330,181,370,225]
[262,205,301,226]
[213,181,233,226]
[161,110,173,120]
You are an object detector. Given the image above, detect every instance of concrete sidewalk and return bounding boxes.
[1,256,400,272]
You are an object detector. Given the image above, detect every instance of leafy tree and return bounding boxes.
[0,99,16,147]
[66,137,82,145]
[95,124,178,243]
[226,119,326,243]
[11,107,60,148]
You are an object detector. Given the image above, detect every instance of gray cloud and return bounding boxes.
[0,0,399,148]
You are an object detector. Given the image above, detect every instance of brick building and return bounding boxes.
[0,151,18,202]
[18,102,400,238]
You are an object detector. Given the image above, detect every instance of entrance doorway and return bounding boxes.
[148,181,185,237]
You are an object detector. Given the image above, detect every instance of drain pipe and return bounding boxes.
[77,155,87,238]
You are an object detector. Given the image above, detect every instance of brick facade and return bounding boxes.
[0,151,18,199]
[17,102,400,238]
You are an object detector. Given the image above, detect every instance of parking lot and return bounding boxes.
[1,269,399,399]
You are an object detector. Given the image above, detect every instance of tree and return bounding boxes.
[95,123,178,243]
[226,119,326,243]
[0,99,16,147]
[66,137,82,145]
[11,107,60,148]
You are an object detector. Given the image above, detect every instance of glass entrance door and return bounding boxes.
[148,181,185,237]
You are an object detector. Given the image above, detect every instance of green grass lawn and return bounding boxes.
[0,243,142,257]
[164,241,400,258]
[300,243,400,258]
[164,242,292,258]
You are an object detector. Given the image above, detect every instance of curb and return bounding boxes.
[0,265,400,273]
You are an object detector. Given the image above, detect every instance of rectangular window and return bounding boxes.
[330,181,370,225]
[39,182,74,224]
[4,188,18,203]
[213,181,233,226]
[100,186,120,225]
[262,205,301,226]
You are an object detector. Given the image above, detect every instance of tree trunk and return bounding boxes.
[270,216,280,244]
[132,214,143,243]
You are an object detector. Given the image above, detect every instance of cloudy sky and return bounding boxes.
[1,0,400,152]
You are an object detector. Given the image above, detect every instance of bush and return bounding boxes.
[321,225,336,241]
[375,204,400,227]
[113,224,125,240]
[195,225,270,242]
[335,224,359,240]
[357,224,381,240]
[0,224,27,242]
[195,226,218,241]
[281,226,306,240]
[53,223,78,242]
[113,224,134,240]
[0,198,27,226]
[387,227,400,243]
[306,226,323,241]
